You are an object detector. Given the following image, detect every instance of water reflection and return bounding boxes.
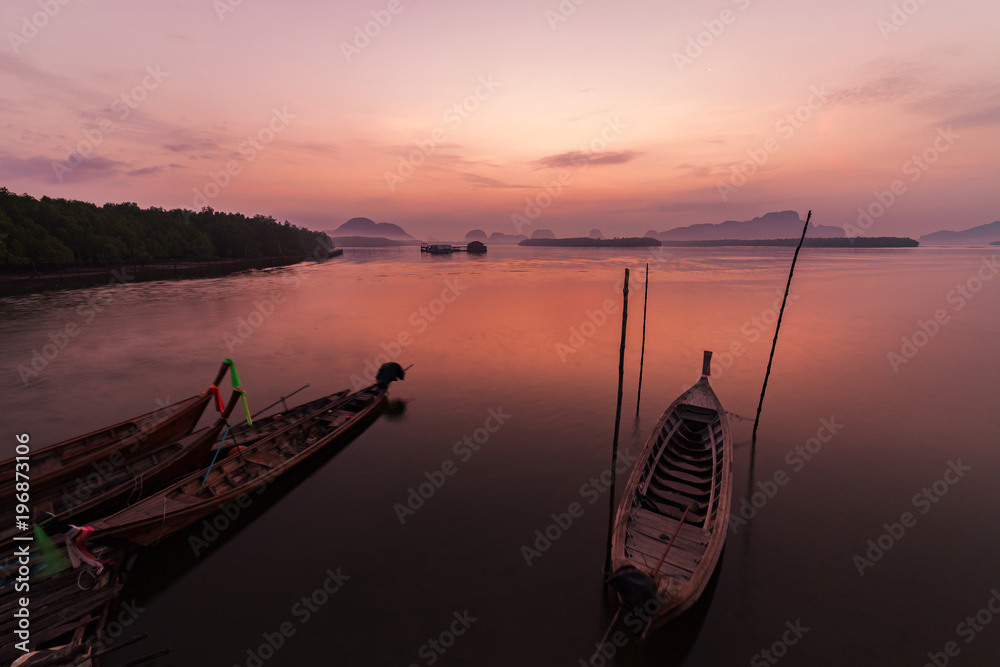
[1,246,997,665]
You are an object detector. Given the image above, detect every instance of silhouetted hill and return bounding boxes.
[465,229,488,242]
[658,237,918,248]
[919,221,1000,245]
[648,211,843,241]
[332,236,422,247]
[530,229,556,240]
[326,217,415,240]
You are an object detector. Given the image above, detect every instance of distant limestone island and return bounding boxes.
[644,211,917,247]
[659,237,918,247]
[325,210,990,250]
[324,217,422,246]
[646,211,844,241]
[919,221,1000,245]
[512,212,918,248]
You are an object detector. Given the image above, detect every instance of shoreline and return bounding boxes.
[0,253,342,297]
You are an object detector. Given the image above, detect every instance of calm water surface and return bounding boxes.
[1,245,998,666]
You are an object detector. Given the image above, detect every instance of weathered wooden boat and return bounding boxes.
[609,351,733,637]
[221,388,350,449]
[0,391,245,547]
[0,542,124,666]
[0,360,234,497]
[90,376,399,547]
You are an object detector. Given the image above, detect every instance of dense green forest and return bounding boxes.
[0,188,333,265]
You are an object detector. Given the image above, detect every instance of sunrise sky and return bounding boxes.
[1,0,997,239]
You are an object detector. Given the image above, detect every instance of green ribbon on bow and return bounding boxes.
[223,357,253,426]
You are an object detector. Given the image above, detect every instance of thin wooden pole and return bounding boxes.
[636,263,649,416]
[752,210,811,441]
[652,505,690,577]
[603,268,630,577]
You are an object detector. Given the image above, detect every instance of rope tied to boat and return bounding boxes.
[722,410,753,423]
[128,471,145,505]
[201,419,232,487]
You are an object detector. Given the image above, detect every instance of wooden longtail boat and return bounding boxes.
[0,360,234,496]
[0,391,245,547]
[609,351,733,637]
[220,388,351,449]
[0,544,124,665]
[90,380,394,547]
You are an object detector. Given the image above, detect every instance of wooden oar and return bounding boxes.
[251,383,311,418]
[636,505,692,642]
[652,506,690,578]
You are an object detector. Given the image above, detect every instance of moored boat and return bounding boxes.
[609,351,733,637]
[0,360,235,497]
[90,369,403,548]
[0,390,245,547]
[221,388,350,449]
[0,540,124,665]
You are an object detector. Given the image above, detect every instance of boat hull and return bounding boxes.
[610,375,733,635]
[91,384,388,547]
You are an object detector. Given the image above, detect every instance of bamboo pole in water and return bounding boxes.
[604,268,630,577]
[752,210,811,441]
[636,263,649,416]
